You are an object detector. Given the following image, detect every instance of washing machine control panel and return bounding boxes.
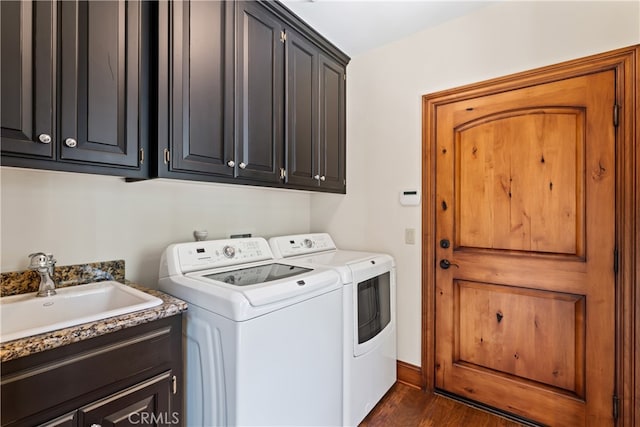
[177,238,273,272]
[269,233,337,258]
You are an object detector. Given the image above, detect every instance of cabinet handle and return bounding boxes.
[227,160,235,167]
[313,174,320,180]
[64,138,77,148]
[320,175,326,182]
[38,133,52,144]
[239,162,246,169]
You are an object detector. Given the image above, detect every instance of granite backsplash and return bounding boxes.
[0,260,125,297]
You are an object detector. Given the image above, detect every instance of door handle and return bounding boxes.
[439,259,459,269]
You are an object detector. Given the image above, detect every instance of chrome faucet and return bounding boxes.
[28,252,57,297]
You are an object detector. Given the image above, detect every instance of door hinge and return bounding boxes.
[343,74,346,81]
[139,148,144,165]
[614,247,619,274]
[613,394,619,420]
[172,375,177,395]
[163,148,170,164]
[613,104,619,127]
[280,167,287,180]
[280,30,287,43]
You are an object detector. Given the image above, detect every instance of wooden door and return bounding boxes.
[433,70,616,425]
[0,0,55,159]
[58,0,141,168]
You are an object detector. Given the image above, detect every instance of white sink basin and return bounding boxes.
[0,281,163,343]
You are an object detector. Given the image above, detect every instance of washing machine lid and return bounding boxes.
[201,262,312,287]
[187,261,340,309]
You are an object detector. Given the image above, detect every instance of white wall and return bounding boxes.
[0,167,311,286]
[311,1,640,366]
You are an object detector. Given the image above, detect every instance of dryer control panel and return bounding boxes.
[269,233,337,258]
[175,238,273,273]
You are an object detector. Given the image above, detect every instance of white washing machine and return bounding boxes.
[269,233,397,427]
[158,237,343,427]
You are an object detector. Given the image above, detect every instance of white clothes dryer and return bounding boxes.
[159,237,343,427]
[269,233,397,427]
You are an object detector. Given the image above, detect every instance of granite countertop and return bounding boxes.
[0,261,188,363]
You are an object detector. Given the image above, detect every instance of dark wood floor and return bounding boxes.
[360,383,524,427]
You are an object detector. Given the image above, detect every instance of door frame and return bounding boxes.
[421,45,639,426]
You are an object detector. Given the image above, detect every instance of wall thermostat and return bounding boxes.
[400,190,421,206]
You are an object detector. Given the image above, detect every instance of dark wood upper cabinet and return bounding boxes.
[318,53,346,192]
[0,0,149,178]
[161,0,235,177]
[2,0,348,192]
[235,1,285,184]
[285,29,318,188]
[1,0,55,159]
[157,1,348,192]
[58,1,141,168]
[285,30,346,192]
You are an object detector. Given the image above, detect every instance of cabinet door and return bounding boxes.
[318,54,346,192]
[0,0,55,158]
[285,29,319,188]
[236,1,284,183]
[40,411,77,427]
[168,0,234,176]
[58,0,140,168]
[77,372,173,427]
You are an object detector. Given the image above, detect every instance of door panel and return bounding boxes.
[455,108,584,256]
[318,54,346,191]
[235,1,283,183]
[0,0,54,158]
[435,70,615,426]
[170,0,234,176]
[59,0,139,167]
[285,29,318,188]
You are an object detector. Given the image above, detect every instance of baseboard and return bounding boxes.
[396,360,423,389]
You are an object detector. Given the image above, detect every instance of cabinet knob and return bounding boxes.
[38,133,52,144]
[313,174,320,180]
[90,424,102,427]
[239,162,246,169]
[227,160,235,167]
[320,175,326,182]
[64,138,77,148]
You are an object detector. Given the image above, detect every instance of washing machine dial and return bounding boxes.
[303,238,313,248]
[222,245,236,259]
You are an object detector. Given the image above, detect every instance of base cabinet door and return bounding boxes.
[78,372,173,427]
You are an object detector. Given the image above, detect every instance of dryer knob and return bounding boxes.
[303,238,313,248]
[222,245,236,258]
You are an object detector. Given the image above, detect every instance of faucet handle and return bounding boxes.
[28,252,50,269]
[45,253,57,266]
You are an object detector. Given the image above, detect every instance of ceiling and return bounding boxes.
[281,0,495,57]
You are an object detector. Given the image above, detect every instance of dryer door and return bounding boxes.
[350,256,396,357]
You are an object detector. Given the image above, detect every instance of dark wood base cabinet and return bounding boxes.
[0,316,183,427]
